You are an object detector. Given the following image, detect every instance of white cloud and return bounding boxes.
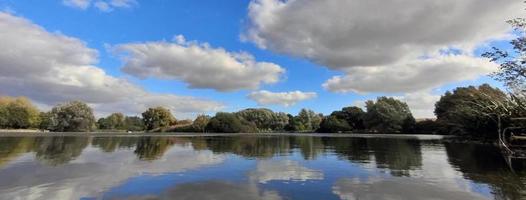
[117,35,285,92]
[247,90,317,107]
[248,160,323,183]
[63,0,91,10]
[323,55,498,93]
[396,91,441,119]
[94,1,111,12]
[244,0,521,96]
[0,12,223,117]
[63,0,136,12]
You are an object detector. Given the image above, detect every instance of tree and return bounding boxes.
[235,108,289,132]
[98,113,125,130]
[47,101,96,132]
[192,115,210,132]
[124,116,144,131]
[317,115,352,133]
[142,107,176,131]
[434,84,514,138]
[0,96,40,129]
[332,106,366,130]
[364,97,414,133]
[294,109,322,132]
[483,16,526,93]
[205,112,256,133]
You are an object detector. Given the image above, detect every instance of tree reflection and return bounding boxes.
[321,137,422,176]
[32,136,90,166]
[0,137,35,168]
[92,136,138,152]
[134,137,177,161]
[445,143,526,200]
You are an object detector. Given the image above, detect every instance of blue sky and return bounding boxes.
[0,0,521,118]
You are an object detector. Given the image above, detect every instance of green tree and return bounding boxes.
[331,106,366,130]
[192,115,210,132]
[434,84,514,138]
[98,113,125,130]
[294,109,322,132]
[0,97,40,129]
[364,97,414,133]
[142,107,176,131]
[317,115,352,133]
[124,116,144,131]
[206,112,256,133]
[235,108,289,132]
[47,101,96,132]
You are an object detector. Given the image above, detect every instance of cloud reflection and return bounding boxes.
[248,160,323,183]
[0,144,225,200]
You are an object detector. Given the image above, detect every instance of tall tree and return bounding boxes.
[192,115,210,132]
[364,97,414,133]
[47,101,96,132]
[0,96,40,129]
[434,84,523,138]
[142,107,176,131]
[98,113,125,130]
[295,109,322,132]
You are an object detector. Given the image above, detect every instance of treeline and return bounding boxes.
[0,83,524,138]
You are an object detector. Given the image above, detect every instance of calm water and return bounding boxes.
[0,134,525,200]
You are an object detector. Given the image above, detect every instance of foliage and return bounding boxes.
[483,17,526,93]
[293,109,322,132]
[124,116,144,131]
[434,84,518,138]
[97,113,125,130]
[46,101,96,132]
[317,115,352,133]
[192,115,211,132]
[206,112,256,133]
[142,107,176,131]
[0,96,40,129]
[364,97,414,133]
[235,108,289,132]
[331,106,366,130]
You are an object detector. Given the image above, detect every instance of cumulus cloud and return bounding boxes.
[244,0,522,94]
[117,35,285,92]
[63,0,136,12]
[323,55,498,93]
[247,90,316,107]
[396,91,441,119]
[0,12,223,117]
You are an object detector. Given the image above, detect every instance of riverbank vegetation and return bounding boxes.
[0,82,524,141]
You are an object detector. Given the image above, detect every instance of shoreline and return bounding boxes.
[0,131,451,139]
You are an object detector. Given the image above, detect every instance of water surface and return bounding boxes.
[0,134,525,200]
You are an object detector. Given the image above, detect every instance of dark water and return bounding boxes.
[0,134,525,200]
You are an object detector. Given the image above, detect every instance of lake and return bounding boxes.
[0,134,524,200]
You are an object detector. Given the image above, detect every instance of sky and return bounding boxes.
[0,0,523,119]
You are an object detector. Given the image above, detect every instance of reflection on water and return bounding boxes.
[0,135,524,199]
